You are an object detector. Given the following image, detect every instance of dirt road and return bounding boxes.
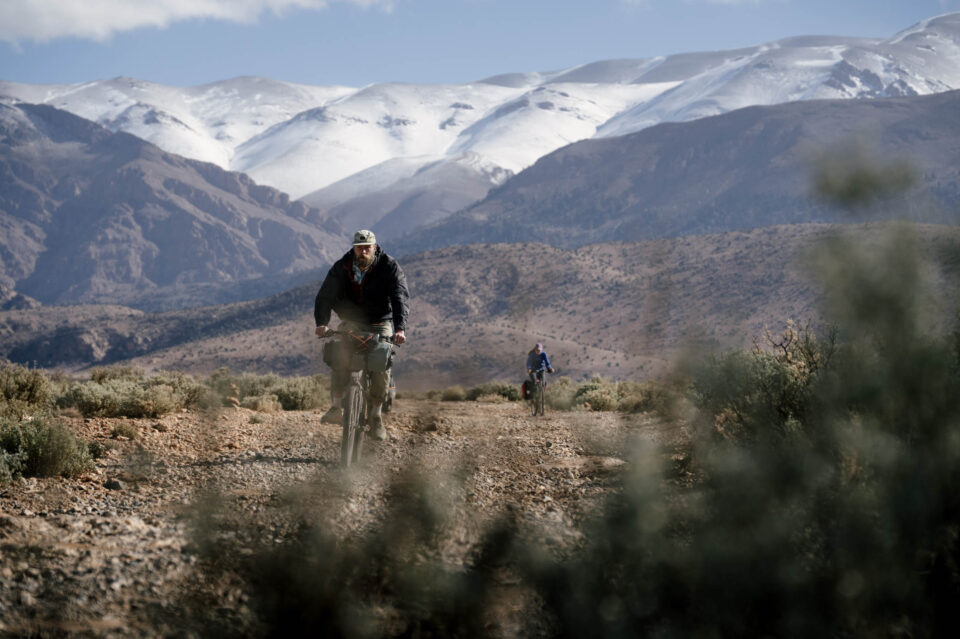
[0,398,672,637]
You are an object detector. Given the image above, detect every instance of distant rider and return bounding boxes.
[526,343,554,386]
[315,229,409,441]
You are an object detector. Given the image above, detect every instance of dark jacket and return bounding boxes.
[527,350,552,373]
[314,247,409,331]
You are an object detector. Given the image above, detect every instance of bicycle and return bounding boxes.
[320,330,396,467]
[528,369,551,417]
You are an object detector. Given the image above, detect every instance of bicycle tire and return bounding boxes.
[538,381,546,416]
[341,383,364,467]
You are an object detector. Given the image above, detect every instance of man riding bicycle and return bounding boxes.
[315,229,409,441]
[526,343,554,385]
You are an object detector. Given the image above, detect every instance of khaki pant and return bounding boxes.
[331,320,393,403]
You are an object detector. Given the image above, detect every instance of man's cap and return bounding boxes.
[352,229,376,246]
[536,343,543,349]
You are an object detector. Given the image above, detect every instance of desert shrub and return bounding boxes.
[0,417,94,483]
[0,448,20,485]
[544,376,577,411]
[110,421,138,439]
[572,376,618,411]
[149,370,208,408]
[692,321,836,443]
[87,440,112,459]
[616,378,689,415]
[0,364,52,416]
[205,368,325,411]
[62,378,181,418]
[272,375,327,411]
[207,369,283,402]
[440,386,466,402]
[465,381,521,402]
[241,394,282,413]
[89,365,144,384]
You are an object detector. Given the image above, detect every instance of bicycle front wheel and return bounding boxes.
[537,382,545,416]
[341,384,364,467]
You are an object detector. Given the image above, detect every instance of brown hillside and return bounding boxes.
[3,222,958,390]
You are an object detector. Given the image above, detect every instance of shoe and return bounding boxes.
[367,413,387,441]
[321,406,342,424]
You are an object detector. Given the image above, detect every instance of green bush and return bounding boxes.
[692,322,836,443]
[272,375,327,411]
[572,376,618,411]
[616,379,688,415]
[465,381,521,402]
[110,421,138,439]
[544,376,577,411]
[205,368,326,411]
[0,417,94,483]
[89,365,144,384]
[149,370,208,408]
[0,364,52,416]
[241,394,282,413]
[440,386,466,402]
[62,379,180,418]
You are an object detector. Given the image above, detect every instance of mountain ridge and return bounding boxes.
[2,13,959,241]
[389,89,960,255]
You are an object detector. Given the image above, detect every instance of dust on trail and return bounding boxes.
[0,399,674,637]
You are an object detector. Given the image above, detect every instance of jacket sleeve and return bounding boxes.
[543,353,552,370]
[314,266,340,327]
[389,259,410,331]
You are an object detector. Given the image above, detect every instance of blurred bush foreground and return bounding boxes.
[195,221,960,639]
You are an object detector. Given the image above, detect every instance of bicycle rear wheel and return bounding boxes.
[341,384,364,466]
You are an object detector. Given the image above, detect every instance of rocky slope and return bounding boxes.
[0,103,344,309]
[3,222,957,389]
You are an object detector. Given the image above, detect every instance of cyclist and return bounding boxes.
[526,343,555,388]
[315,229,409,441]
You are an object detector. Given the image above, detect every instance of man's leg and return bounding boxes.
[321,368,347,423]
[367,321,394,440]
[366,369,389,440]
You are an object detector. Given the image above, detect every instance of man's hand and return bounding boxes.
[548,368,555,373]
[315,325,329,338]
[393,329,406,345]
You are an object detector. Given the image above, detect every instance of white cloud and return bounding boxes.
[0,0,395,45]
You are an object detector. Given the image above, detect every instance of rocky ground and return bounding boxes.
[0,397,680,637]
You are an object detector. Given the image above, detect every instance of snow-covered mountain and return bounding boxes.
[2,12,959,240]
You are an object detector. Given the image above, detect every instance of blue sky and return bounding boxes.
[1,0,958,88]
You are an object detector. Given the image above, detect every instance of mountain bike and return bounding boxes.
[529,369,550,417]
[321,330,396,467]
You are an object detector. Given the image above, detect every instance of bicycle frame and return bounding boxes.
[321,329,395,467]
[530,370,547,417]
[340,369,369,466]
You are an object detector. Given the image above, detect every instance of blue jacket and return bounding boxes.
[527,350,552,373]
